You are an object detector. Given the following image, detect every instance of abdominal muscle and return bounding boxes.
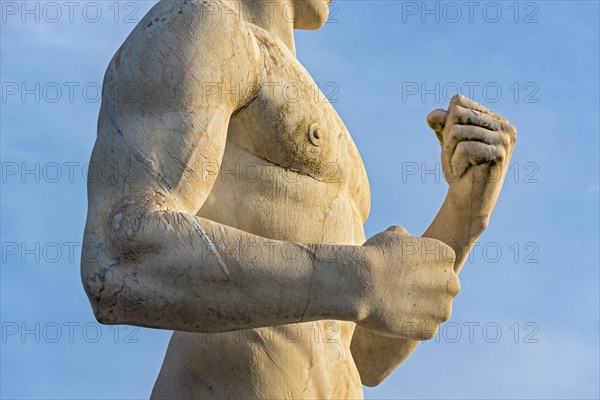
[151,321,363,399]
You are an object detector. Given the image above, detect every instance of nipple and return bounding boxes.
[308,123,322,146]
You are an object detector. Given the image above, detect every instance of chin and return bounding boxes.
[294,0,330,30]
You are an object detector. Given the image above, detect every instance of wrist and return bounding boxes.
[308,244,370,323]
[432,196,488,244]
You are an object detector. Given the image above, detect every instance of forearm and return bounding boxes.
[423,194,486,273]
[83,208,366,333]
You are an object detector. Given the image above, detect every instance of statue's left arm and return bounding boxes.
[351,95,517,386]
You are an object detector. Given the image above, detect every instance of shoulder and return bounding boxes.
[124,0,261,60]
[103,0,263,111]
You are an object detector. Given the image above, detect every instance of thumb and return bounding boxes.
[426,109,448,140]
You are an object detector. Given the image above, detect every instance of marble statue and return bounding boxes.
[81,0,517,397]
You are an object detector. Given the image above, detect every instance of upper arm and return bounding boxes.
[95,0,263,214]
[82,1,263,316]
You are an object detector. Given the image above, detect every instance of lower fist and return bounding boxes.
[358,226,460,340]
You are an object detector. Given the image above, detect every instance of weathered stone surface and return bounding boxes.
[81,0,516,397]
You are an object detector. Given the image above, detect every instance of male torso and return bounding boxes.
[87,0,513,395]
[101,1,370,397]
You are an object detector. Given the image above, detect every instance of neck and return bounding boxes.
[223,0,296,55]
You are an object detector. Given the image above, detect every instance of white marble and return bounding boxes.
[81,0,516,397]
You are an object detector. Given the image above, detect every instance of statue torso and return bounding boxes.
[153,22,370,400]
[108,8,372,399]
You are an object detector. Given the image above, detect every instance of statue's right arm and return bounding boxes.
[81,0,373,332]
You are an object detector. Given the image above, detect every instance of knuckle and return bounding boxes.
[501,122,515,134]
[447,273,461,297]
[421,323,440,340]
[386,225,409,236]
[451,94,470,106]
[490,146,506,163]
[420,331,436,341]
[449,124,464,137]
[450,93,463,103]
[440,303,453,322]
[480,115,499,131]
[498,132,511,147]
[448,109,464,125]
[509,126,517,141]
[471,125,487,135]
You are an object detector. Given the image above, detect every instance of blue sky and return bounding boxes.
[1,1,599,398]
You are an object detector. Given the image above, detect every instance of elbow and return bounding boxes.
[82,201,163,325]
[470,215,490,237]
[358,369,391,387]
[361,376,386,388]
[351,333,397,387]
[80,227,135,326]
[91,299,120,326]
[81,252,126,326]
[353,350,393,387]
